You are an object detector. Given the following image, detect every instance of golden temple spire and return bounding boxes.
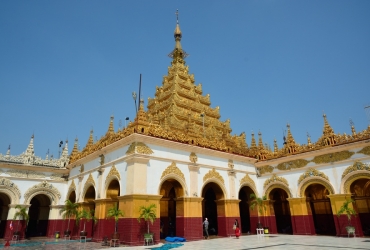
[108,115,115,134]
[273,138,278,154]
[169,9,188,64]
[284,124,299,154]
[318,114,336,146]
[258,131,264,149]
[85,130,94,149]
[322,114,335,136]
[250,132,257,149]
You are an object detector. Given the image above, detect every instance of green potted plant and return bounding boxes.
[13,205,29,237]
[137,204,157,240]
[60,199,79,237]
[76,208,97,236]
[250,194,267,229]
[107,204,124,239]
[337,199,357,236]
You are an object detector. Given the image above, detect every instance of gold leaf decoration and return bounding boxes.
[358,146,370,156]
[240,174,255,187]
[312,151,355,164]
[259,165,274,174]
[203,168,224,184]
[263,174,289,189]
[69,179,76,190]
[189,152,198,163]
[161,161,185,181]
[105,165,121,185]
[85,173,96,187]
[126,142,153,155]
[342,161,370,179]
[298,168,329,185]
[276,159,309,171]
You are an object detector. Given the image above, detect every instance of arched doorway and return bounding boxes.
[202,182,224,237]
[0,193,10,238]
[68,190,76,203]
[350,178,370,236]
[305,183,335,235]
[27,194,51,237]
[159,179,184,238]
[82,185,96,237]
[270,188,292,234]
[238,186,253,233]
[106,179,120,200]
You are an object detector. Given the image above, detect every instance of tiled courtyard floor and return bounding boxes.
[1,234,369,250]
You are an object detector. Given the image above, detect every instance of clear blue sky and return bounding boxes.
[1,1,369,157]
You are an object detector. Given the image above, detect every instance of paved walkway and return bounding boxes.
[1,235,369,249]
[120,234,370,250]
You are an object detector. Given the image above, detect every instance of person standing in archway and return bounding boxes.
[203,218,209,239]
[234,219,240,239]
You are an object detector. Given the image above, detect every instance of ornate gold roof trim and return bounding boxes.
[342,161,370,179]
[263,174,289,189]
[161,161,185,182]
[126,142,153,155]
[203,168,224,184]
[276,159,309,171]
[298,168,329,185]
[312,150,354,164]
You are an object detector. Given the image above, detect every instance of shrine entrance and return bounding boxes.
[0,193,10,238]
[27,194,51,237]
[306,183,335,235]
[238,186,253,233]
[159,179,184,238]
[202,182,224,236]
[270,188,293,234]
[350,178,370,236]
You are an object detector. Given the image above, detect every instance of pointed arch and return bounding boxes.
[297,168,334,197]
[239,174,258,195]
[299,177,335,197]
[82,173,96,201]
[66,179,77,202]
[201,178,227,200]
[342,171,370,194]
[263,174,292,198]
[23,181,61,205]
[0,178,21,204]
[104,165,121,198]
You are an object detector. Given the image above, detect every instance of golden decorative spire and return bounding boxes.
[250,132,257,149]
[108,115,114,134]
[168,9,188,64]
[284,124,299,154]
[257,131,264,149]
[317,114,336,146]
[273,138,278,154]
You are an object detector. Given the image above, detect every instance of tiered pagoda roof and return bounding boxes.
[68,13,370,164]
